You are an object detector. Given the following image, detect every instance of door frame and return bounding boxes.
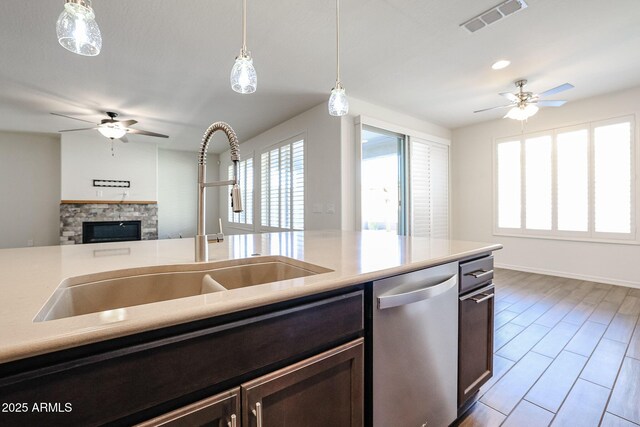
[354,115,451,235]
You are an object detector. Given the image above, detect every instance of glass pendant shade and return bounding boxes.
[328,0,348,117]
[328,86,349,116]
[56,1,102,56]
[505,104,539,121]
[230,54,257,94]
[98,125,127,139]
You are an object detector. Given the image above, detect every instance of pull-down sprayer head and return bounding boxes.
[230,157,242,213]
[231,184,243,213]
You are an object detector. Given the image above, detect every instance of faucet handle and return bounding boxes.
[207,233,225,243]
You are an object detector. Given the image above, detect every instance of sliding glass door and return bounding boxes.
[359,125,449,239]
[360,126,405,234]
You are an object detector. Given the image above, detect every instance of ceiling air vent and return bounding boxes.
[460,0,528,33]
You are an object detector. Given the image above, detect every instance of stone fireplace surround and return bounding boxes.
[60,201,158,245]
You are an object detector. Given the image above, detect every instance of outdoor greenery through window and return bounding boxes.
[495,116,636,241]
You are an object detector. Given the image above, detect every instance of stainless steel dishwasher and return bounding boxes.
[372,261,458,427]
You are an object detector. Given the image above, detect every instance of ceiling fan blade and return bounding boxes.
[119,119,138,127]
[499,92,519,103]
[474,104,514,113]
[51,112,96,124]
[127,128,169,138]
[538,83,574,97]
[535,100,567,107]
[119,135,129,143]
[58,127,98,132]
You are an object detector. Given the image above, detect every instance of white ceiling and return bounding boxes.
[0,0,639,152]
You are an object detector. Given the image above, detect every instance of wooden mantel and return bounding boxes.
[60,200,158,205]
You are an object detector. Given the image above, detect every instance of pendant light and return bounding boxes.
[230,0,257,94]
[328,0,348,116]
[56,0,102,56]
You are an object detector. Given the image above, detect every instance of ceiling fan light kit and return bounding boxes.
[505,104,539,120]
[56,0,102,56]
[328,0,349,117]
[52,111,169,143]
[230,0,257,94]
[97,124,127,140]
[475,79,573,121]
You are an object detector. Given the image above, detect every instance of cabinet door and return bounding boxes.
[458,284,495,407]
[241,339,364,427]
[136,388,240,427]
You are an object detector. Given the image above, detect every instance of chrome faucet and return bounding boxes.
[195,122,243,262]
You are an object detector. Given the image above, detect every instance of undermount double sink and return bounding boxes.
[35,256,332,322]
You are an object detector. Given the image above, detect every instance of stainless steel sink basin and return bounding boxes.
[34,256,332,322]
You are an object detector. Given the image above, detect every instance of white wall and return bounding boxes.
[0,131,218,247]
[61,132,158,201]
[347,98,452,140]
[157,148,219,239]
[158,149,195,239]
[219,102,342,233]
[0,132,60,248]
[218,98,452,234]
[452,86,640,287]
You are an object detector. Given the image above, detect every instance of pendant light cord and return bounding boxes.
[242,0,247,54]
[336,0,341,85]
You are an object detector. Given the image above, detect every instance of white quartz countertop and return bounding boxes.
[0,231,501,364]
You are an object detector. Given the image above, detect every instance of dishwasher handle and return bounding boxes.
[377,274,457,310]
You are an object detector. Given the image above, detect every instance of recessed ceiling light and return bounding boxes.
[492,60,511,70]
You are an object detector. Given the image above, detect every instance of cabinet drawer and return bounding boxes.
[459,255,494,294]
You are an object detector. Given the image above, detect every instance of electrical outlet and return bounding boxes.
[96,190,103,197]
[326,203,335,214]
[27,239,34,247]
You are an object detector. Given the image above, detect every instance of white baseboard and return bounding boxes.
[495,263,640,289]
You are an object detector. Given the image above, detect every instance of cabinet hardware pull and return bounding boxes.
[467,269,493,279]
[471,293,494,303]
[253,402,263,427]
[228,413,237,427]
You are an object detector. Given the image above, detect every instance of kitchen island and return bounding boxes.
[0,231,501,426]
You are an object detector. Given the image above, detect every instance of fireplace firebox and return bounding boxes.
[82,221,142,244]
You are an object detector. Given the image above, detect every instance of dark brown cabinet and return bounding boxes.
[458,255,495,409]
[136,339,363,427]
[242,339,364,427]
[0,290,364,426]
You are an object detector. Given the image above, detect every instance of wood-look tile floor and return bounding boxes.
[456,269,640,427]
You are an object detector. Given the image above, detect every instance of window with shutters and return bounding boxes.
[260,137,304,231]
[228,158,253,225]
[494,116,636,242]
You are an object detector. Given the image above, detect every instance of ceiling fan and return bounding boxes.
[474,79,574,121]
[51,111,169,142]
